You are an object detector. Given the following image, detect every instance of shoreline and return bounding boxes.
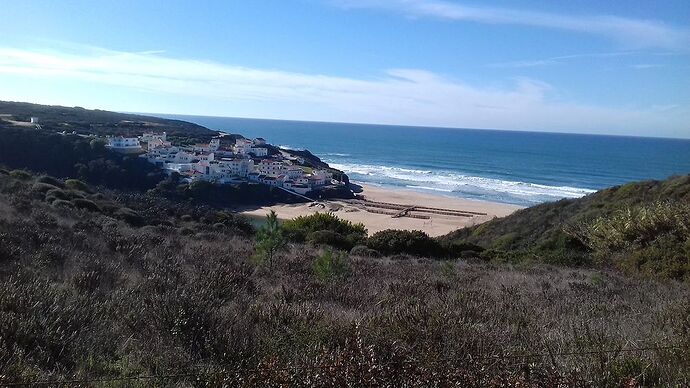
[238,182,522,237]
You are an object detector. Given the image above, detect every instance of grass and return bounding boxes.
[0,171,689,386]
[441,175,690,276]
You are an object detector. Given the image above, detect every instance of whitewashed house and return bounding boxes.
[249,147,268,157]
[260,176,280,186]
[258,160,287,176]
[283,180,311,195]
[196,152,214,162]
[174,151,195,164]
[234,138,253,155]
[147,137,172,151]
[213,158,254,178]
[106,136,142,153]
[286,166,304,180]
[147,146,176,163]
[140,132,167,143]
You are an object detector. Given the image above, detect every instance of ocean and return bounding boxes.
[160,114,690,206]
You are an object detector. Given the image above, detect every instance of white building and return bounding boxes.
[140,132,167,143]
[283,181,311,195]
[106,136,142,153]
[249,147,268,157]
[260,176,281,186]
[196,152,214,162]
[253,137,266,145]
[215,158,254,178]
[148,138,172,151]
[258,160,287,177]
[30,117,39,124]
[146,145,180,163]
[234,138,253,155]
[174,151,195,164]
[286,166,304,180]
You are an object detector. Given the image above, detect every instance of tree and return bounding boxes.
[313,249,350,281]
[253,211,286,268]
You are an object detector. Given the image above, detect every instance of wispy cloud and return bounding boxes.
[334,0,690,50]
[631,63,663,69]
[488,51,643,68]
[0,45,686,136]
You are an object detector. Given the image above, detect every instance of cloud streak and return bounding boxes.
[0,46,686,137]
[335,0,690,50]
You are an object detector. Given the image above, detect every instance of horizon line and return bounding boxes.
[139,110,690,142]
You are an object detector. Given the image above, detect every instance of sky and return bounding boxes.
[0,0,689,138]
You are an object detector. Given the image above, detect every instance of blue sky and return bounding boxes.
[0,0,688,138]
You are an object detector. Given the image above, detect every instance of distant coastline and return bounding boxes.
[159,114,690,206]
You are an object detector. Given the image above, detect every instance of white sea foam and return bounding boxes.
[327,161,596,204]
[405,185,454,193]
[278,145,304,151]
[323,152,351,157]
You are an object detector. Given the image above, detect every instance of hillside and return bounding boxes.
[0,100,214,138]
[441,174,690,279]
[0,169,688,386]
[0,101,350,203]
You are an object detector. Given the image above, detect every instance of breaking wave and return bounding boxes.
[278,145,304,151]
[327,162,596,205]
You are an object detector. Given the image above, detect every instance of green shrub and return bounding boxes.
[71,198,101,212]
[253,211,286,268]
[213,211,254,236]
[51,199,74,209]
[98,201,121,214]
[283,212,367,243]
[65,190,86,199]
[349,244,381,258]
[9,170,32,181]
[65,179,91,193]
[36,175,65,188]
[367,229,446,257]
[307,230,362,251]
[445,241,484,258]
[179,227,194,235]
[565,201,690,280]
[32,182,60,194]
[313,249,350,280]
[567,201,690,254]
[46,188,69,201]
[0,168,9,175]
[115,208,145,227]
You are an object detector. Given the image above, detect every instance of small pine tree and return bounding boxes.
[253,210,286,268]
[313,249,350,281]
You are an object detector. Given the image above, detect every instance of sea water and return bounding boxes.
[160,115,690,206]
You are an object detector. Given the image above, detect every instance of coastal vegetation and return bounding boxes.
[282,212,367,251]
[441,174,690,281]
[1,103,689,385]
[0,170,689,386]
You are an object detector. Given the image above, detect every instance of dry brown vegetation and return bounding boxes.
[1,171,689,387]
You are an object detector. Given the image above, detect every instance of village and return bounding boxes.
[105,133,342,196]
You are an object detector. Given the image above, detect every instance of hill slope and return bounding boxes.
[0,169,688,386]
[441,174,690,278]
[0,100,214,137]
[0,101,351,202]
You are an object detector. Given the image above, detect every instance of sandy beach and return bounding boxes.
[238,183,522,237]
